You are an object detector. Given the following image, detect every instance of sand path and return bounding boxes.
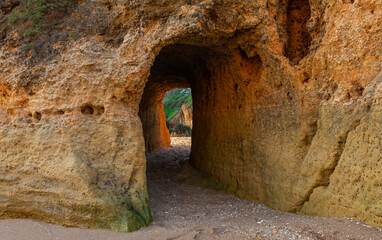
[1,137,381,240]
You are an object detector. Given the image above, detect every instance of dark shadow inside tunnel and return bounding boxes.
[138,44,211,154]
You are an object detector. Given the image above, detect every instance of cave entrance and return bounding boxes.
[138,44,212,155]
[163,88,193,140]
[139,43,263,197]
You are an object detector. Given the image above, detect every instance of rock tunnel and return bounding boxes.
[137,0,335,220]
[138,38,324,221]
[139,43,273,201]
[1,0,382,234]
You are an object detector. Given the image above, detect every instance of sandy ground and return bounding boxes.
[1,137,382,240]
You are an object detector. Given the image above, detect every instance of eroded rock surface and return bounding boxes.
[168,104,193,129]
[0,0,381,232]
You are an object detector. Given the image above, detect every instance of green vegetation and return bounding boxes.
[163,88,193,136]
[8,0,75,37]
[163,88,192,121]
[184,95,192,104]
[169,123,192,136]
[70,32,79,41]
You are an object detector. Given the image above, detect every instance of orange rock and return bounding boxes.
[0,0,381,232]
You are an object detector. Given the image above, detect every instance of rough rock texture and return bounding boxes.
[0,0,381,232]
[168,104,193,129]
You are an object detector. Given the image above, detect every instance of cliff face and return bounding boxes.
[163,88,193,131]
[169,103,193,129]
[0,0,381,232]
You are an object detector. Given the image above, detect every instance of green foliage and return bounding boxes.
[70,32,79,41]
[23,28,38,37]
[163,104,180,121]
[163,88,192,121]
[8,11,27,25]
[8,0,75,37]
[59,0,72,9]
[184,95,192,105]
[169,123,192,136]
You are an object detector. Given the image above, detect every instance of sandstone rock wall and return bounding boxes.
[167,104,193,129]
[0,0,381,231]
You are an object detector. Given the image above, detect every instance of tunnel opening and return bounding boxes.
[163,88,193,139]
[139,43,264,207]
[138,44,211,154]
